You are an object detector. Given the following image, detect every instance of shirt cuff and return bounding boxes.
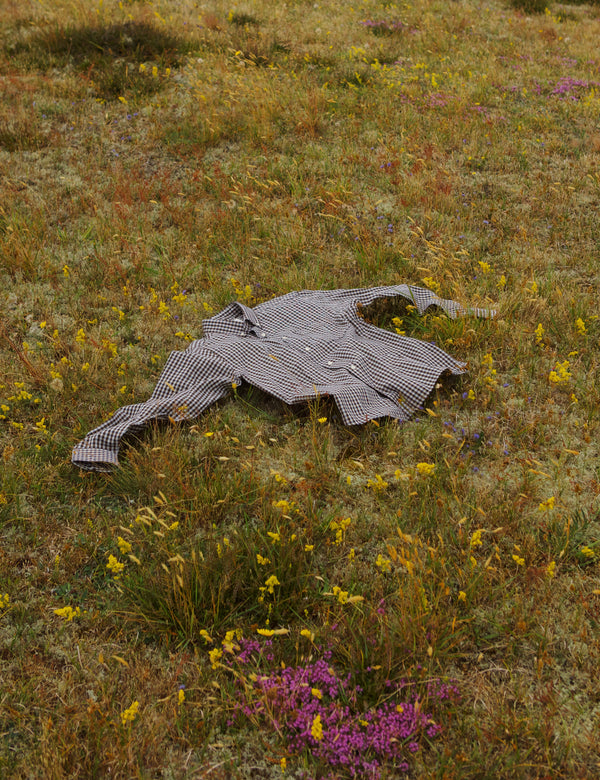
[71,447,119,471]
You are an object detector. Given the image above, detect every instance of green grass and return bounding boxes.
[1,0,600,777]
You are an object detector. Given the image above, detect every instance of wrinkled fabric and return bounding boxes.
[72,285,491,470]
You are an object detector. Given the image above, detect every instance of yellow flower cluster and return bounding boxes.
[117,536,132,555]
[106,554,125,577]
[330,517,351,544]
[264,575,280,594]
[209,648,223,668]
[121,700,139,726]
[311,714,323,741]
[422,276,441,294]
[54,606,81,621]
[548,360,571,385]
[366,474,388,491]
[332,586,349,604]
[392,316,405,335]
[538,496,555,511]
[535,323,545,344]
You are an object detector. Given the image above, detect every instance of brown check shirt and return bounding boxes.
[72,285,492,470]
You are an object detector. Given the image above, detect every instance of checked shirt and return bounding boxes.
[71,285,491,470]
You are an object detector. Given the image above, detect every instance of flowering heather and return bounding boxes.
[550,77,596,100]
[231,643,457,777]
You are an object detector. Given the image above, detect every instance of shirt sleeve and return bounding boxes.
[71,347,240,470]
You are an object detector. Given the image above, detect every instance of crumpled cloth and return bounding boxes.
[72,285,492,470]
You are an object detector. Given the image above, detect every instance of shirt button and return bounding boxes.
[327,361,333,365]
[261,332,266,337]
[305,346,311,352]
[350,364,357,370]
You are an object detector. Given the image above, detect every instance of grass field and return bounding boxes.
[1,0,600,777]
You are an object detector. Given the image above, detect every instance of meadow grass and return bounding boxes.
[1,0,600,776]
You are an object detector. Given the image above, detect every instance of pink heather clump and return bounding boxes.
[231,642,458,778]
[550,77,597,99]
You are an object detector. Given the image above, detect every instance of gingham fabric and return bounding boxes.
[72,285,492,470]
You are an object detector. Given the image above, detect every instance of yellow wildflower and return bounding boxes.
[366,474,388,491]
[548,361,571,385]
[178,688,185,705]
[209,648,223,668]
[575,318,586,336]
[54,606,81,621]
[106,554,125,577]
[422,276,441,294]
[311,714,323,741]
[416,462,435,476]
[538,497,555,512]
[332,586,349,604]
[222,630,238,653]
[534,323,545,344]
[117,536,132,555]
[264,575,280,594]
[121,700,139,726]
[512,554,525,566]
